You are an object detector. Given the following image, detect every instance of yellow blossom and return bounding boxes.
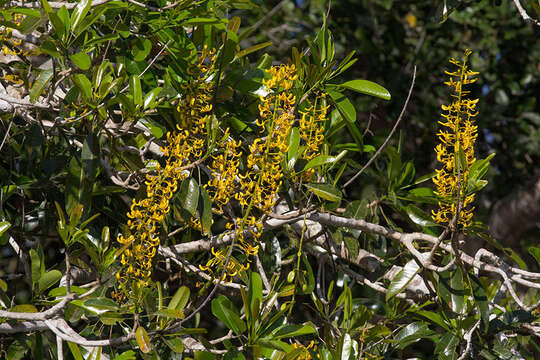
[432,49,478,228]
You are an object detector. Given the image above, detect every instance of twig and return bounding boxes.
[342,66,416,189]
[511,0,540,26]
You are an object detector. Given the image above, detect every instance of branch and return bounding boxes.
[511,0,540,26]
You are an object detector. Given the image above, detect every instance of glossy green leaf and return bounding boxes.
[386,259,420,301]
[339,79,391,100]
[305,183,342,202]
[69,52,91,70]
[72,74,93,100]
[84,297,119,311]
[143,87,163,110]
[67,342,84,360]
[327,90,356,123]
[132,38,152,61]
[30,69,53,103]
[163,337,184,353]
[434,333,458,360]
[70,0,90,33]
[38,270,62,294]
[75,7,106,36]
[528,246,540,267]
[248,272,263,321]
[0,221,11,237]
[157,309,185,319]
[179,178,200,216]
[272,323,316,339]
[470,274,489,331]
[30,249,41,285]
[450,266,465,314]
[41,0,65,41]
[199,187,213,235]
[395,322,432,349]
[406,204,437,227]
[236,41,272,59]
[211,295,246,335]
[304,150,347,171]
[57,6,70,39]
[135,326,152,353]
[129,75,142,106]
[287,127,300,171]
[168,286,190,311]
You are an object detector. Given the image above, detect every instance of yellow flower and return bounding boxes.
[114,47,218,303]
[432,49,479,228]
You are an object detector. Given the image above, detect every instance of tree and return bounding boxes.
[0,0,539,359]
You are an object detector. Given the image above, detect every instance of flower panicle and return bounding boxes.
[432,49,479,228]
[113,47,217,303]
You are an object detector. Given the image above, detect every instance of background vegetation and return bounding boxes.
[1,0,539,359]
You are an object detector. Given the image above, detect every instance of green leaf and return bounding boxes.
[179,178,200,216]
[236,41,272,59]
[39,40,61,58]
[200,188,213,235]
[287,127,300,171]
[129,75,142,106]
[271,323,316,339]
[111,350,136,360]
[528,246,540,267]
[69,52,91,70]
[143,87,163,110]
[305,183,342,202]
[386,259,421,301]
[67,342,84,360]
[10,304,38,313]
[0,221,11,237]
[41,0,65,41]
[248,272,262,321]
[415,310,450,331]
[84,297,119,311]
[30,249,41,285]
[162,337,184,353]
[168,286,190,311]
[434,333,458,360]
[304,151,347,171]
[132,38,152,61]
[470,274,489,331]
[327,90,356,123]
[72,74,93,100]
[450,266,465,314]
[211,295,246,335]
[38,270,62,294]
[57,5,70,40]
[395,322,432,349]
[406,205,437,227]
[30,69,53,103]
[70,0,90,33]
[135,326,152,354]
[339,79,391,100]
[75,7,107,36]
[157,309,185,319]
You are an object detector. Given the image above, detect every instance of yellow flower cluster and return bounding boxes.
[298,94,328,181]
[114,47,216,302]
[199,64,298,281]
[236,64,297,248]
[432,49,479,228]
[1,13,24,56]
[206,129,242,214]
[291,340,317,359]
[178,45,217,134]
[198,247,249,281]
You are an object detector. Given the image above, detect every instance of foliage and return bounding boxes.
[0,0,539,359]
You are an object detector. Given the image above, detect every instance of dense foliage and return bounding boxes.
[1,0,539,359]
